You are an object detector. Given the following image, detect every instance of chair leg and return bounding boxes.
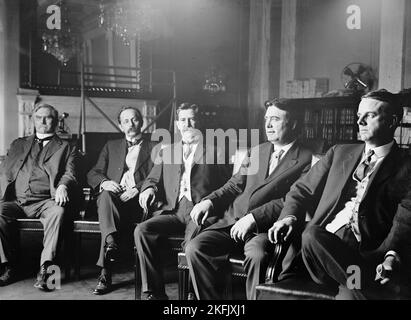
[224,273,233,300]
[178,267,190,300]
[74,233,81,280]
[63,237,72,282]
[134,246,141,300]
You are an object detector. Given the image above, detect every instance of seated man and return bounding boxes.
[135,102,231,300]
[0,103,79,290]
[87,106,156,295]
[185,98,313,300]
[269,89,411,299]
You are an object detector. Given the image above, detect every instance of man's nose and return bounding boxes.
[357,115,366,126]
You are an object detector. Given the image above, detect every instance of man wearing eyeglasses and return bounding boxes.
[269,89,411,299]
[185,98,313,300]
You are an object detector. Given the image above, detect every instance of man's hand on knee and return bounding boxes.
[55,184,69,207]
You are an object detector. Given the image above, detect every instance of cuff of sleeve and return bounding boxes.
[99,179,108,192]
[385,250,400,263]
[283,215,297,222]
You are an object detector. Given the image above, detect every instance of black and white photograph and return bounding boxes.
[0,0,411,308]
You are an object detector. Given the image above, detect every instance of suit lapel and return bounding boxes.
[22,135,35,160]
[319,144,364,226]
[265,142,299,182]
[169,142,183,185]
[362,143,399,199]
[342,144,364,180]
[192,143,205,167]
[134,139,150,173]
[257,143,273,183]
[42,135,63,162]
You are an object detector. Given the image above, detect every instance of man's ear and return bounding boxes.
[390,114,400,128]
[291,120,298,131]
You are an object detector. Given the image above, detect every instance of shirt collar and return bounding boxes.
[36,133,55,140]
[273,140,295,155]
[364,140,394,159]
[126,134,143,146]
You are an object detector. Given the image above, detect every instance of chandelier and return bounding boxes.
[203,66,227,94]
[98,0,159,45]
[41,1,78,66]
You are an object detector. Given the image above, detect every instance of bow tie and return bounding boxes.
[127,139,142,148]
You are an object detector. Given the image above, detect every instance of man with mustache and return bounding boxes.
[135,102,231,300]
[87,106,156,295]
[269,89,411,299]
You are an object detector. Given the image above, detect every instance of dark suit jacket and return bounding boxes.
[0,134,79,201]
[279,142,411,267]
[204,141,313,232]
[140,142,231,216]
[87,137,156,193]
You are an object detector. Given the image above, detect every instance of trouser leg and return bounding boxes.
[134,214,185,295]
[243,233,274,300]
[95,191,141,267]
[185,227,236,300]
[0,202,24,264]
[23,199,66,266]
[301,225,374,300]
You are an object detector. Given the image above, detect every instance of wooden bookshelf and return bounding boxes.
[289,96,361,150]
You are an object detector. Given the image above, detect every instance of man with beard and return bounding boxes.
[0,103,78,290]
[87,106,156,295]
[135,102,231,300]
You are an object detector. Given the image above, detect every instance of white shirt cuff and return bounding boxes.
[385,250,400,263]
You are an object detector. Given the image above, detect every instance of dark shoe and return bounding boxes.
[0,265,15,287]
[104,242,119,263]
[93,274,112,295]
[145,293,169,300]
[187,292,197,300]
[34,264,53,291]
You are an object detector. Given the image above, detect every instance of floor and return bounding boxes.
[0,232,179,300]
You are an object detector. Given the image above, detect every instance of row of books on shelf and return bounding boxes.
[403,107,411,124]
[141,103,157,117]
[303,125,355,142]
[285,78,329,99]
[394,126,411,146]
[304,108,357,126]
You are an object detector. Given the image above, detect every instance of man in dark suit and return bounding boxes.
[269,89,411,299]
[185,98,313,300]
[135,102,231,300]
[87,106,156,295]
[0,103,78,290]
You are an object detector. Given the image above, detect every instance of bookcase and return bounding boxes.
[395,107,411,149]
[289,96,361,150]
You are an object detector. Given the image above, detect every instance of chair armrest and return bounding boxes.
[141,210,151,222]
[265,243,284,284]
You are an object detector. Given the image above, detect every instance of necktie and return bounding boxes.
[354,149,375,181]
[127,138,142,148]
[35,135,54,150]
[268,149,284,175]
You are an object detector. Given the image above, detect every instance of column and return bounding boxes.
[0,0,20,156]
[247,0,271,130]
[279,0,297,98]
[378,0,406,91]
